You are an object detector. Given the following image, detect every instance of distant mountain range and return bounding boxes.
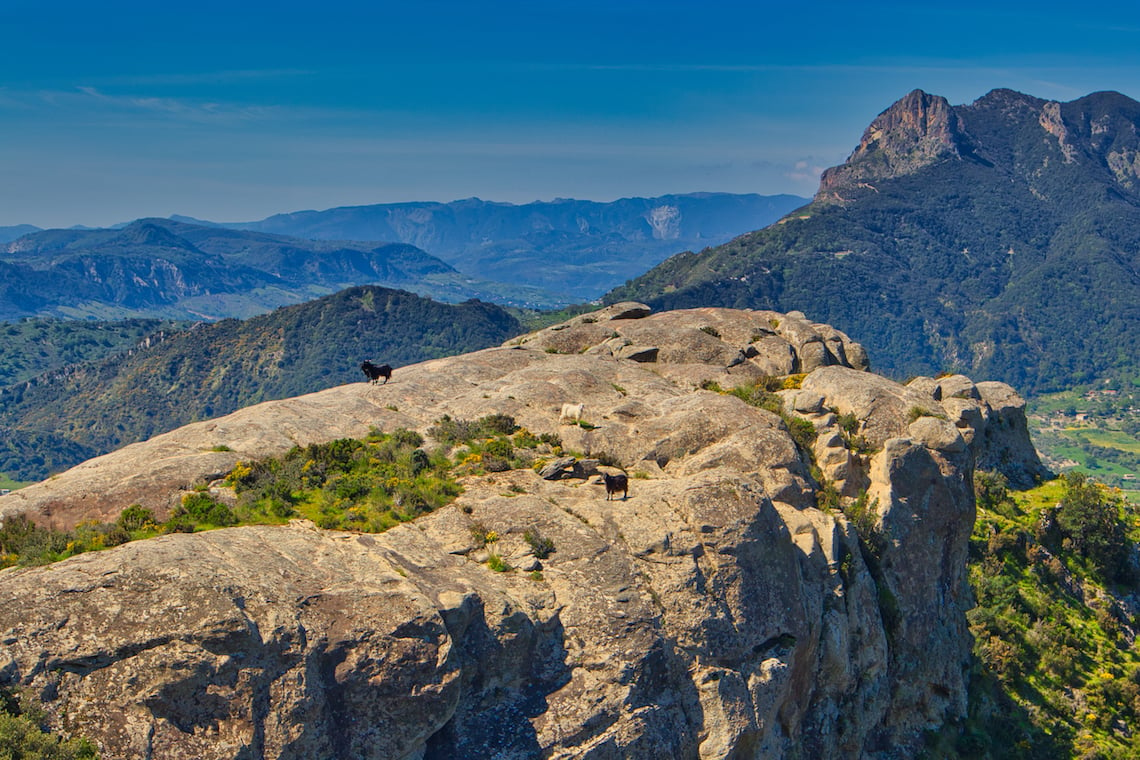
[0,218,555,319]
[0,225,40,244]
[207,193,807,300]
[0,285,522,481]
[607,89,1140,394]
[0,193,807,315]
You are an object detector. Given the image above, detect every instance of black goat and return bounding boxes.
[603,472,629,501]
[361,361,392,384]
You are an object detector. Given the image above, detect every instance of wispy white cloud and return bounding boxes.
[0,85,279,123]
[785,159,827,184]
[74,86,276,121]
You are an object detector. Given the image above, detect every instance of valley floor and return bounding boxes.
[1028,386,1140,500]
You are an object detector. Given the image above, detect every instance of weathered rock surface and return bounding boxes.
[0,305,1047,759]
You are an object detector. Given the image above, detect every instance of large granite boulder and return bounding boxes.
[0,306,1046,759]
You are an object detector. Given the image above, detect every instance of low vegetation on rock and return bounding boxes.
[0,417,563,568]
[700,376,818,453]
[0,686,99,759]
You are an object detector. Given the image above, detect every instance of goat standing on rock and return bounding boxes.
[560,403,585,424]
[603,472,629,501]
[361,361,392,385]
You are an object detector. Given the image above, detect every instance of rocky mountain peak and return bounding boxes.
[816,89,963,201]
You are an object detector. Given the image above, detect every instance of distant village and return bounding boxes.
[1029,388,1140,492]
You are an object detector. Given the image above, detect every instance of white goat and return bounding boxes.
[559,402,585,424]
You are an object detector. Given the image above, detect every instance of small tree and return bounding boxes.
[974,470,1014,515]
[1055,472,1130,584]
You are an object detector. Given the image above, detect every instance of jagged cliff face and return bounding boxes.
[0,304,1046,759]
[816,89,963,200]
[816,87,1140,204]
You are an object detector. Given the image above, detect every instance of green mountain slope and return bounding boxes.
[606,89,1140,394]
[0,286,522,481]
[0,317,192,388]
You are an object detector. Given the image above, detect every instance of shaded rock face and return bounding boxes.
[0,305,1045,759]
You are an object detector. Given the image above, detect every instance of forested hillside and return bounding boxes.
[607,89,1140,394]
[0,286,522,481]
[0,318,186,387]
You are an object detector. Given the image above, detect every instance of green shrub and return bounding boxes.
[785,416,818,451]
[975,470,1016,515]
[486,553,511,572]
[844,490,881,550]
[116,504,155,532]
[0,711,99,759]
[906,406,946,423]
[429,414,519,444]
[0,515,70,568]
[837,412,860,436]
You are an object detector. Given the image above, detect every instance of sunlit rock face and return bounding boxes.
[0,303,1045,759]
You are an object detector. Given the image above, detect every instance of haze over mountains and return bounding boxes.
[608,88,1140,394]
[0,218,518,319]
[0,193,807,315]
[213,193,807,299]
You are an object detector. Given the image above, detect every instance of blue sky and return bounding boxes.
[3,0,1140,229]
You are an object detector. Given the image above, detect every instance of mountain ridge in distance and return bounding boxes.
[212,192,809,300]
[0,217,561,318]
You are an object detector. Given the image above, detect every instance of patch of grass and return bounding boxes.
[1,428,467,567]
[0,473,31,492]
[486,553,511,572]
[702,378,817,454]
[227,430,461,532]
[907,406,947,424]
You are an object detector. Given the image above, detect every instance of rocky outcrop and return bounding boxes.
[0,306,1046,759]
[816,90,965,202]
